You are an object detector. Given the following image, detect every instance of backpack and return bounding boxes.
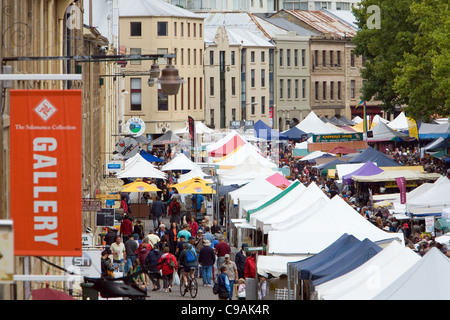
[186,249,196,263]
[171,203,179,215]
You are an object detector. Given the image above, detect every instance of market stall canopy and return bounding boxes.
[121,179,161,193]
[281,126,308,140]
[265,172,291,188]
[418,122,450,140]
[138,149,164,162]
[175,121,216,135]
[422,137,450,151]
[177,167,213,184]
[407,176,450,216]
[150,130,181,145]
[315,241,420,300]
[368,121,411,142]
[267,195,403,255]
[348,147,401,167]
[214,143,277,169]
[116,154,167,180]
[373,247,450,300]
[328,146,360,155]
[254,120,287,140]
[339,116,355,126]
[228,175,281,205]
[161,153,200,171]
[206,131,247,157]
[296,111,343,134]
[219,154,275,186]
[387,112,409,132]
[176,178,215,194]
[350,170,441,183]
[342,161,384,184]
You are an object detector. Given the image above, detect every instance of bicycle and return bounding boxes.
[180,267,198,298]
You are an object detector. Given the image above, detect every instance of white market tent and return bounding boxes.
[296,111,343,134]
[215,142,277,169]
[161,153,200,171]
[254,182,330,234]
[116,153,167,180]
[407,176,450,216]
[298,150,331,161]
[177,167,213,184]
[175,121,216,135]
[335,163,366,179]
[267,195,403,255]
[314,241,420,300]
[206,130,247,158]
[258,255,308,278]
[372,114,389,125]
[387,111,409,132]
[243,180,306,224]
[373,247,450,300]
[228,175,281,205]
[219,154,276,186]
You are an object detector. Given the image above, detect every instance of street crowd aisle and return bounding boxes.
[141,216,218,301]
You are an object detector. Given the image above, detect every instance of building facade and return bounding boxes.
[118,0,205,139]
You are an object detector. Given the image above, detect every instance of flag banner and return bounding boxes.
[10,90,82,256]
[395,177,407,204]
[188,116,195,161]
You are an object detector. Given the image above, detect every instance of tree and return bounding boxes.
[352,0,417,114]
[393,0,450,121]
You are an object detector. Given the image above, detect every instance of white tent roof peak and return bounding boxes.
[161,153,200,171]
[296,111,342,134]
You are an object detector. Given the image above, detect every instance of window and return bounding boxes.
[261,96,266,114]
[231,77,236,95]
[338,81,342,100]
[251,51,255,63]
[294,49,298,67]
[337,51,341,66]
[287,79,291,99]
[193,77,196,109]
[322,50,326,67]
[251,97,256,115]
[302,79,306,99]
[232,108,236,121]
[279,49,283,66]
[130,48,141,65]
[210,51,214,66]
[302,49,306,67]
[315,81,319,100]
[199,77,203,109]
[261,69,265,87]
[187,23,190,37]
[157,21,168,36]
[280,79,284,99]
[251,69,255,87]
[261,51,265,63]
[330,51,334,66]
[174,22,177,37]
[322,81,327,100]
[210,109,214,127]
[199,23,202,38]
[193,23,196,37]
[180,22,184,37]
[158,88,168,111]
[351,80,356,98]
[330,81,334,100]
[287,49,291,66]
[295,79,299,99]
[210,77,214,96]
[351,51,355,67]
[193,49,196,65]
[130,22,141,36]
[130,78,142,111]
[231,51,235,65]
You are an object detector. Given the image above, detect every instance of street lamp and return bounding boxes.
[157,57,184,95]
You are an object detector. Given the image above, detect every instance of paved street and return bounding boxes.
[139,215,221,301]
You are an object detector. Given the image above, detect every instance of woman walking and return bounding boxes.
[158,246,178,293]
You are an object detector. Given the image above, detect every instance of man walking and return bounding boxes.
[215,235,230,276]
[222,254,238,300]
[124,233,138,273]
[150,196,165,230]
[198,240,215,286]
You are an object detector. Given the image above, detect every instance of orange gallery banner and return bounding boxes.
[10,90,82,256]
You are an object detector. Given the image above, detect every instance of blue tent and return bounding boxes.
[287,234,361,280]
[280,126,308,140]
[254,120,287,140]
[349,147,401,167]
[310,238,381,287]
[139,149,164,162]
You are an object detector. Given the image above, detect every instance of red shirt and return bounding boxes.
[244,256,256,278]
[215,241,231,257]
[120,219,133,236]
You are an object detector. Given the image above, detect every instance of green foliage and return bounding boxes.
[352,0,449,121]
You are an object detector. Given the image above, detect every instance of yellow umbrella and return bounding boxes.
[171,177,213,190]
[121,179,161,193]
[175,178,215,194]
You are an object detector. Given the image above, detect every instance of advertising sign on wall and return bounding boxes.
[10,90,82,256]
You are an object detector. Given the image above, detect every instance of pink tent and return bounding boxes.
[266,173,291,188]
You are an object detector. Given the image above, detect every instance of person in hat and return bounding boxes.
[198,239,216,286]
[235,243,248,279]
[221,254,238,300]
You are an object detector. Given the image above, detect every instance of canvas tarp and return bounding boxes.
[368,121,411,142]
[342,161,384,184]
[161,153,200,171]
[348,146,401,167]
[350,170,441,183]
[281,126,308,140]
[373,247,450,300]
[418,122,450,140]
[254,183,329,234]
[116,153,167,180]
[296,111,342,134]
[215,143,277,169]
[407,176,450,216]
[228,175,281,205]
[267,196,403,255]
[206,131,247,157]
[315,241,420,300]
[219,154,276,186]
[254,120,286,140]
